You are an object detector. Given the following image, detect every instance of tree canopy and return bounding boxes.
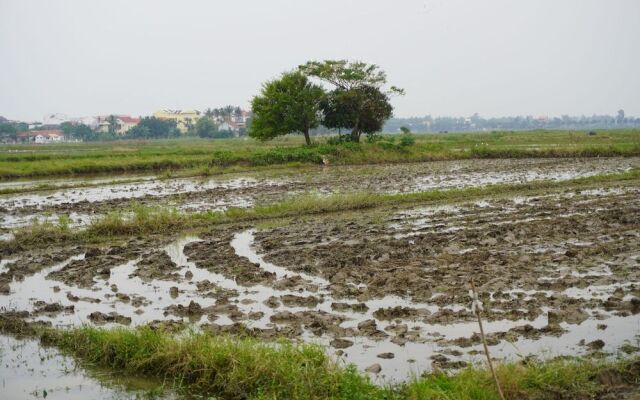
[298,60,401,142]
[61,122,95,141]
[193,117,233,139]
[127,117,180,139]
[320,85,393,142]
[248,60,402,144]
[250,71,325,145]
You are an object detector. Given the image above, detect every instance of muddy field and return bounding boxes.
[1,157,639,382]
[0,157,637,235]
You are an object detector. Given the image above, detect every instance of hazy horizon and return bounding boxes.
[1,0,639,122]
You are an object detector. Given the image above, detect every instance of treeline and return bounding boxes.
[384,110,640,132]
[59,117,236,141]
[0,121,28,141]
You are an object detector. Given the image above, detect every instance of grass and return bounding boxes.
[0,320,634,399]
[0,129,638,179]
[4,167,639,252]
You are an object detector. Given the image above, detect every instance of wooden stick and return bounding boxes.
[471,280,506,400]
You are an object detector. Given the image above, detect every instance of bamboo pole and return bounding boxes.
[470,280,506,400]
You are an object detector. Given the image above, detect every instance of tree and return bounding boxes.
[250,71,325,145]
[194,117,218,138]
[299,60,403,142]
[106,115,120,135]
[0,121,26,142]
[617,109,625,124]
[400,126,411,134]
[127,117,179,139]
[319,85,393,142]
[224,105,234,122]
[61,122,95,141]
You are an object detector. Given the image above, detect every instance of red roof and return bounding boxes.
[17,130,64,138]
[118,116,140,124]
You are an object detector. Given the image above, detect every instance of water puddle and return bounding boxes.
[0,335,172,399]
[0,177,284,211]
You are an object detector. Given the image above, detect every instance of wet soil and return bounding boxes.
[1,157,636,233]
[1,158,639,380]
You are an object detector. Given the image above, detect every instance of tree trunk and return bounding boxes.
[350,129,360,143]
[351,115,361,143]
[303,129,311,146]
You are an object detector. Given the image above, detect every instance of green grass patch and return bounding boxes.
[0,129,638,180]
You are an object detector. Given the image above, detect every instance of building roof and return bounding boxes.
[118,116,140,124]
[17,130,64,138]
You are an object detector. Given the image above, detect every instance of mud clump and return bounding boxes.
[133,251,180,281]
[184,234,276,286]
[430,354,468,369]
[547,307,589,325]
[88,311,132,326]
[164,301,205,317]
[373,306,428,320]
[33,301,74,315]
[357,319,388,339]
[330,338,353,349]
[586,339,606,350]
[280,294,321,308]
[331,302,368,313]
[365,363,382,374]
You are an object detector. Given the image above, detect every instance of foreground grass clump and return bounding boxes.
[86,204,186,237]
[46,326,387,400]
[24,325,639,399]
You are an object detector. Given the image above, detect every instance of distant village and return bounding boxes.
[0,107,252,143]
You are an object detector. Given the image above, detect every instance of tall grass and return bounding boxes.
[46,326,388,400]
[23,325,638,399]
[86,204,186,237]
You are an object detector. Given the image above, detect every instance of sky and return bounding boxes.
[1,0,639,121]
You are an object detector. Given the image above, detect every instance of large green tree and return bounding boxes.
[299,60,403,142]
[250,71,325,145]
[61,122,95,141]
[320,85,393,142]
[126,117,179,139]
[194,117,232,139]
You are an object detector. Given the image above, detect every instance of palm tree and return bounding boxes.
[224,105,234,122]
[106,115,120,135]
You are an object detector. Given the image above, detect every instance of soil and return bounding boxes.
[1,158,639,380]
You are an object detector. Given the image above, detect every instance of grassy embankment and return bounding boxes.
[6,166,640,250]
[0,129,639,180]
[0,317,637,400]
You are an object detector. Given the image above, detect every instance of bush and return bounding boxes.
[399,133,415,147]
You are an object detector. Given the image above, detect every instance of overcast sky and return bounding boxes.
[1,0,639,121]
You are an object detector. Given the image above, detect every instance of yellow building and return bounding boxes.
[153,109,201,133]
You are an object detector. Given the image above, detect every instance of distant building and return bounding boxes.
[153,109,201,133]
[96,115,141,135]
[17,130,65,143]
[116,116,140,134]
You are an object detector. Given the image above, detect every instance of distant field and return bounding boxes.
[0,129,638,179]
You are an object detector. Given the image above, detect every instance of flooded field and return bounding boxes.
[1,156,639,386]
[0,157,637,234]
